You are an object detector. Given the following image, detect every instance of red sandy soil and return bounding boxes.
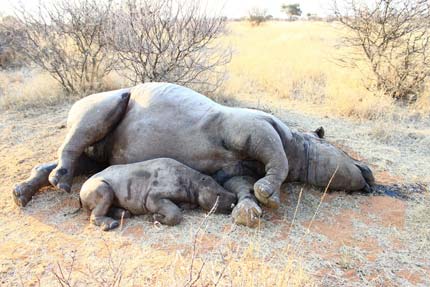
[1,105,429,286]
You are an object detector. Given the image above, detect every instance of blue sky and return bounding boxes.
[0,0,331,18]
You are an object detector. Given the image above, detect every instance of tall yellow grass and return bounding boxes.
[0,69,125,110]
[0,69,65,110]
[1,21,429,117]
[222,21,430,119]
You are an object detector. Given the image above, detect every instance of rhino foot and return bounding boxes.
[101,220,119,231]
[108,207,132,220]
[153,212,183,226]
[92,216,119,231]
[254,179,280,209]
[49,166,72,193]
[232,198,262,228]
[12,183,35,207]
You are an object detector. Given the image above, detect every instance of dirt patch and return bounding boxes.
[1,104,429,286]
[359,196,406,228]
[374,170,404,185]
[396,270,424,285]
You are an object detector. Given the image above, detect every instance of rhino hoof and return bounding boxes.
[265,192,281,209]
[12,183,33,207]
[58,183,71,193]
[102,220,119,231]
[49,167,72,192]
[254,179,280,209]
[49,167,67,186]
[232,199,262,228]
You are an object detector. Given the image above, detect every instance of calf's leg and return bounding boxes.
[147,196,183,226]
[80,179,119,231]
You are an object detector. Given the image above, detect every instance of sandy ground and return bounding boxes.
[1,100,429,286]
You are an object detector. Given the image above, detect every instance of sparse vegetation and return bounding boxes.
[0,69,64,109]
[333,0,430,103]
[6,0,116,95]
[281,3,302,20]
[1,6,430,287]
[3,20,430,116]
[248,7,271,26]
[223,21,405,119]
[0,16,23,69]
[110,0,230,94]
[1,0,230,96]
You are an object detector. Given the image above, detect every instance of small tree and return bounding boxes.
[333,0,430,102]
[6,0,116,94]
[281,3,302,20]
[110,0,231,93]
[248,7,269,26]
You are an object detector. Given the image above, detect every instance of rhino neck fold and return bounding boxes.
[285,131,313,183]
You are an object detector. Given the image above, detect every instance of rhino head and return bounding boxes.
[286,127,375,192]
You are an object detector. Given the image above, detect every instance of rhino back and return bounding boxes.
[108,83,241,173]
[91,158,199,214]
[90,160,162,214]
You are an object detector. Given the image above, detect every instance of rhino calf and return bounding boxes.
[80,158,237,231]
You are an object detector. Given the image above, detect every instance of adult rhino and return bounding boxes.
[13,82,374,227]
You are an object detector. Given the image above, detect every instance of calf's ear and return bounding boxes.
[315,126,325,139]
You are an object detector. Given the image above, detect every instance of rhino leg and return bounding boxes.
[235,121,289,209]
[13,155,106,207]
[81,179,119,231]
[107,206,132,220]
[196,185,236,214]
[224,176,262,228]
[12,162,56,207]
[49,90,130,193]
[148,197,183,226]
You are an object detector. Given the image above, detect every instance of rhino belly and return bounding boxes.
[107,112,240,174]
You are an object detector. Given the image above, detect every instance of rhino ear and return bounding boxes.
[315,126,325,138]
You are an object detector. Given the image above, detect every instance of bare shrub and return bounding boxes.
[6,0,116,95]
[333,0,430,102]
[0,46,15,69]
[51,247,123,287]
[110,0,231,94]
[248,7,270,26]
[0,16,22,69]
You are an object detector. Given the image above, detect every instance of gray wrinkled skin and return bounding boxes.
[13,82,374,227]
[80,158,236,231]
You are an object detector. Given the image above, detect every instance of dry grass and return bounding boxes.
[0,69,126,110]
[12,222,312,287]
[44,240,312,287]
[0,69,65,110]
[2,21,429,117]
[222,21,430,119]
[1,21,430,287]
